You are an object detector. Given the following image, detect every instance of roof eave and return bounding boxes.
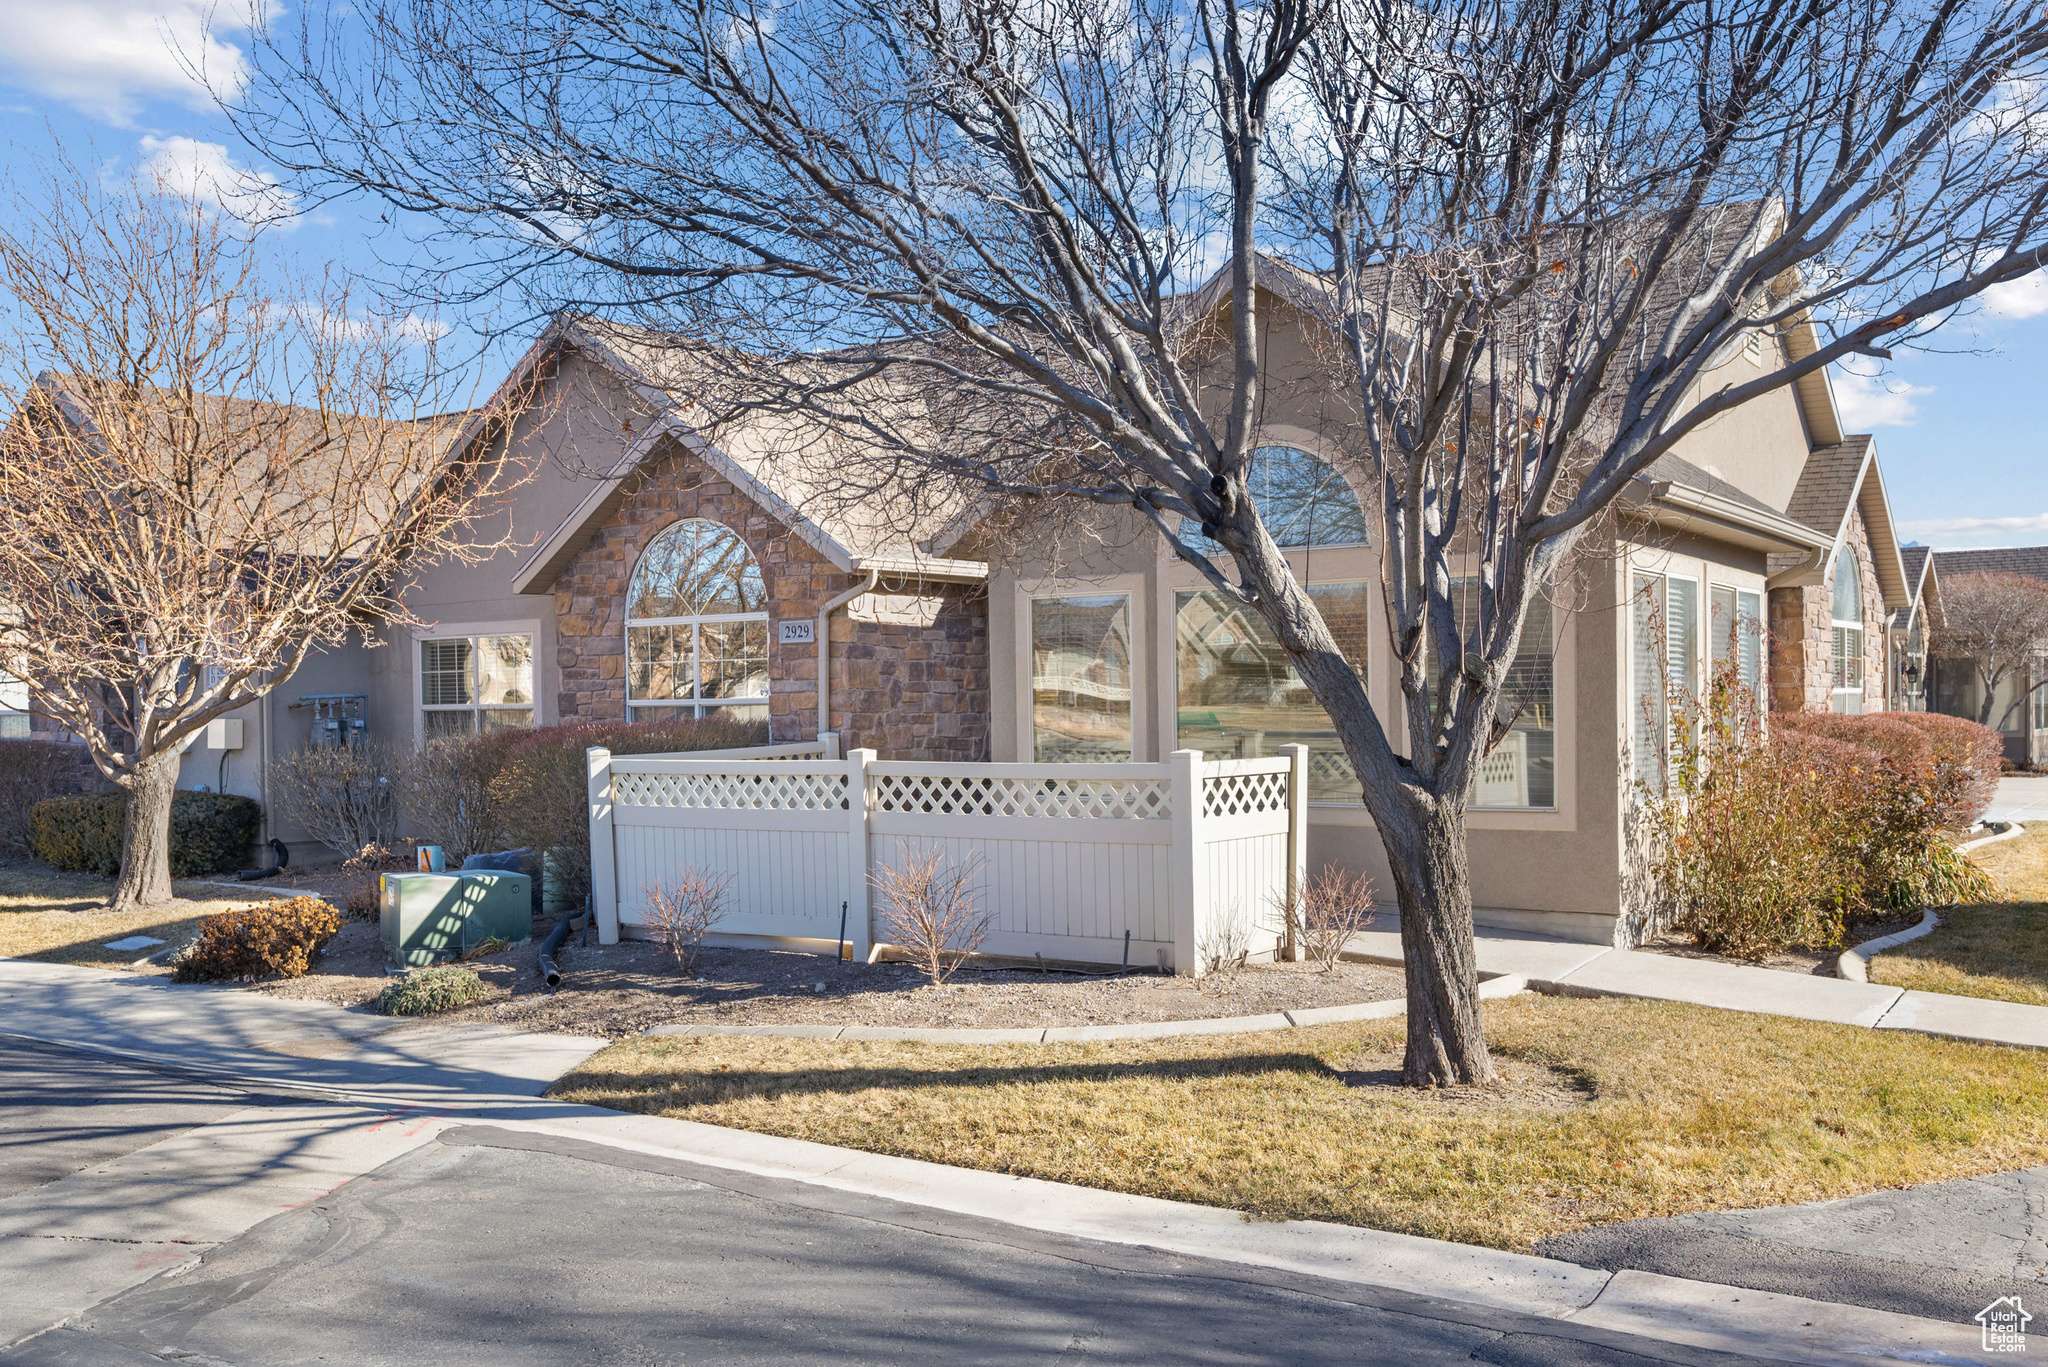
[1632,479,1831,554]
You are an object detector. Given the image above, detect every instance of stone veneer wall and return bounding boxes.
[551,444,989,759]
[1768,507,1888,713]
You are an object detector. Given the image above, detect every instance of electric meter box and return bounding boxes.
[204,718,244,750]
[379,871,533,968]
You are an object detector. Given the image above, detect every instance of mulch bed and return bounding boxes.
[244,916,1406,1039]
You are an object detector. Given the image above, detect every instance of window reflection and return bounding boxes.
[1031,594,1133,761]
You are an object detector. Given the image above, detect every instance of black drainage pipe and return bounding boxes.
[539,897,587,991]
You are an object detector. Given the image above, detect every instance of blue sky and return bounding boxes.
[1,0,2043,550]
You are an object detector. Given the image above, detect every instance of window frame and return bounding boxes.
[1630,566,1704,795]
[1178,443,1372,555]
[415,627,540,741]
[1708,583,1766,711]
[1028,590,1137,763]
[624,519,772,722]
[1830,544,1865,714]
[1015,574,1149,763]
[0,631,28,738]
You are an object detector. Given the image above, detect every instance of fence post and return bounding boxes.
[1281,743,1310,962]
[1169,749,1204,975]
[587,746,620,945]
[821,730,841,761]
[844,748,875,962]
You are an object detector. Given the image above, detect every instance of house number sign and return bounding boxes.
[778,621,815,644]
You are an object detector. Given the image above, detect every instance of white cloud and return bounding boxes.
[133,136,298,227]
[1983,269,2048,321]
[1897,513,2048,549]
[0,1,262,127]
[1831,363,1934,429]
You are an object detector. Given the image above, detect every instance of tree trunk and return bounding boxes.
[1381,792,1496,1087]
[108,749,180,912]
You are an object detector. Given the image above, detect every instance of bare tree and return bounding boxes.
[0,156,537,910]
[233,0,2048,1083]
[1933,571,2048,728]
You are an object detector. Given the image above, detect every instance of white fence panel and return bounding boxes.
[590,743,1306,973]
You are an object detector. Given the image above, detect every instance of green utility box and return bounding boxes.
[380,871,534,968]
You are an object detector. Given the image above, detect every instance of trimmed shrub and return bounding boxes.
[29,789,261,877]
[1647,672,1998,959]
[488,715,768,907]
[0,739,100,856]
[375,964,490,1015]
[174,895,342,981]
[1890,712,2004,827]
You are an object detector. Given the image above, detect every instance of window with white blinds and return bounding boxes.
[1632,571,1699,793]
[1830,546,1864,714]
[1709,585,1765,707]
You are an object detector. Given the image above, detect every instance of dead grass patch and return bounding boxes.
[0,866,279,967]
[1866,830,2048,1006]
[551,994,2048,1251]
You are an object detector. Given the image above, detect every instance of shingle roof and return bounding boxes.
[1783,437,1873,535]
[1931,546,2048,582]
[1643,452,1780,516]
[1901,544,1931,586]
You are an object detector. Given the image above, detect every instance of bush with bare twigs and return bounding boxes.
[642,868,732,975]
[336,841,418,919]
[267,743,401,857]
[873,848,989,986]
[1298,867,1377,972]
[1197,899,1252,986]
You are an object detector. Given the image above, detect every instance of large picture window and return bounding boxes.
[1631,572,1699,792]
[1181,446,1370,553]
[1830,545,1864,714]
[420,634,534,738]
[627,519,770,722]
[1175,583,1370,802]
[1031,594,1133,761]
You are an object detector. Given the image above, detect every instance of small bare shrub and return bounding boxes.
[393,733,525,863]
[1298,866,1377,971]
[1196,898,1252,985]
[642,867,732,975]
[336,841,419,919]
[266,743,400,857]
[872,847,989,986]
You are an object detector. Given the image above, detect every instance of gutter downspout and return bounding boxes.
[818,568,881,743]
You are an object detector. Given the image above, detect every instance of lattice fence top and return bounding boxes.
[1202,769,1290,818]
[870,772,1172,820]
[614,769,849,811]
[1307,750,1357,784]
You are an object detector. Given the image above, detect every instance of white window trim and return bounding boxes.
[1017,575,1146,763]
[623,523,772,719]
[1707,581,1767,711]
[410,619,543,745]
[1629,561,1706,796]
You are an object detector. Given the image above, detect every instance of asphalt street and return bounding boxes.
[0,1042,1788,1366]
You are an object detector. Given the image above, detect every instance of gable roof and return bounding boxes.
[1764,435,1908,609]
[1930,545,2048,581]
[503,317,987,596]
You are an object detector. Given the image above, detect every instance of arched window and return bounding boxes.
[1830,544,1864,714]
[626,519,770,720]
[1182,445,1370,552]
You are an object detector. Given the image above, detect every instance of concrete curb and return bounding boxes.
[641,974,1534,1045]
[1956,819,2025,855]
[1836,911,1941,984]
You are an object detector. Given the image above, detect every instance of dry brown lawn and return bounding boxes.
[0,867,281,967]
[552,994,2048,1251]
[1867,829,2048,1006]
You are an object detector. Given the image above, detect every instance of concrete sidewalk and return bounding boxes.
[0,959,2009,1365]
[1346,923,2048,1050]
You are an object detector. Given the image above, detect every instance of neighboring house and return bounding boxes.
[1890,545,1938,712]
[1927,544,2048,764]
[17,267,1916,946]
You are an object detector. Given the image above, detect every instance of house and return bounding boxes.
[1926,544,2048,763]
[19,266,1916,948]
[1891,546,1938,712]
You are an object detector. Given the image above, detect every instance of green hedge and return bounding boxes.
[29,790,262,877]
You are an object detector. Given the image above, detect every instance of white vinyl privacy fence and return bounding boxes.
[587,742,1308,974]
